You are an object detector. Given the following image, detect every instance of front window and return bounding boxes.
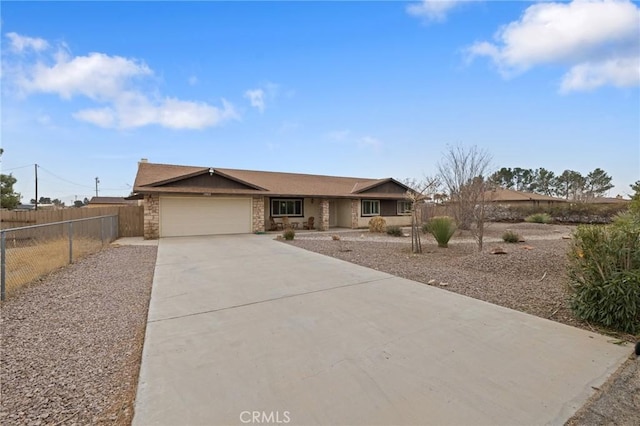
[397,200,412,215]
[361,200,380,216]
[271,198,303,217]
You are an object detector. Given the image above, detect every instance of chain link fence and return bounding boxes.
[1,215,118,301]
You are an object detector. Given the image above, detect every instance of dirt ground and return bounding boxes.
[286,222,640,425]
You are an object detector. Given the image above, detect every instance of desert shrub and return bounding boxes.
[421,223,430,234]
[425,216,457,248]
[368,216,387,233]
[386,225,403,237]
[525,213,552,224]
[502,230,521,243]
[283,228,295,241]
[568,220,640,333]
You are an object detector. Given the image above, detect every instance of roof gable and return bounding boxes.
[154,170,264,191]
[352,179,410,195]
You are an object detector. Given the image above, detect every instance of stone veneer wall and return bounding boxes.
[252,196,265,232]
[318,199,330,231]
[351,199,359,229]
[143,194,160,239]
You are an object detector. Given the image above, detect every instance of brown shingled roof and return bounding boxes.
[88,196,138,205]
[485,188,567,203]
[133,162,409,198]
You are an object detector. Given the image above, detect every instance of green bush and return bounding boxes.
[525,213,552,224]
[502,230,521,243]
[386,225,403,237]
[568,220,640,333]
[425,216,457,248]
[368,216,387,233]
[283,228,295,241]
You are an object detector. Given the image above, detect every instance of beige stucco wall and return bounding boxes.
[336,199,353,227]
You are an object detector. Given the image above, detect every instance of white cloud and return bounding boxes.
[6,32,49,52]
[406,1,468,22]
[73,94,238,129]
[467,0,640,92]
[73,107,116,128]
[24,52,152,100]
[560,57,640,93]
[327,129,351,141]
[358,136,383,151]
[3,32,240,129]
[244,82,283,112]
[244,88,265,112]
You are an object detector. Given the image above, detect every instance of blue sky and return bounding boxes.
[1,0,639,204]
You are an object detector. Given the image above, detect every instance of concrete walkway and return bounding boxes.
[133,235,629,426]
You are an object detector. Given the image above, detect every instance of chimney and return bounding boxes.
[140,158,148,164]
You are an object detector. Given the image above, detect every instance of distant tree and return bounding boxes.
[512,167,534,192]
[488,167,514,189]
[554,170,585,200]
[583,168,614,199]
[31,197,55,205]
[1,174,21,209]
[83,197,89,205]
[531,168,556,196]
[73,200,84,208]
[52,198,65,207]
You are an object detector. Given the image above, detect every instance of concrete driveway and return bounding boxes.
[133,235,629,426]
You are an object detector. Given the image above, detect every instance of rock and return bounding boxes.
[522,245,534,250]
[427,279,437,285]
[332,235,341,241]
[518,237,526,242]
[562,235,571,239]
[439,282,449,286]
[491,247,507,255]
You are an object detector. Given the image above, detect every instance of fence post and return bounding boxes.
[101,217,105,246]
[1,231,6,301]
[68,222,73,264]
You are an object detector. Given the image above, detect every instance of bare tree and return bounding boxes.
[437,144,492,251]
[403,176,440,254]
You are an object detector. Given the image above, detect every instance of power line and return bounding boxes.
[37,165,95,189]
[1,164,35,173]
[6,163,130,192]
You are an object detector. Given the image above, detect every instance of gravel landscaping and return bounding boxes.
[0,244,157,426]
[285,221,640,424]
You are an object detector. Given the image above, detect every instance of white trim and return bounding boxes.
[361,199,380,216]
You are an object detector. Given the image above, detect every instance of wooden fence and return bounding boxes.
[0,206,144,237]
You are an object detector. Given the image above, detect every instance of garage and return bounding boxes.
[160,196,252,237]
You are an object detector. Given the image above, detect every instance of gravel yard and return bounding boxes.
[288,222,583,328]
[285,221,640,424]
[0,244,157,426]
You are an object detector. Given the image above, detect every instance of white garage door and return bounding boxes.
[160,196,252,237]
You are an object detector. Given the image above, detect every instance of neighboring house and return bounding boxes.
[582,196,631,205]
[87,196,140,208]
[132,160,414,239]
[484,188,567,207]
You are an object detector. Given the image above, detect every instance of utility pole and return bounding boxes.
[95,177,100,197]
[34,164,38,211]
